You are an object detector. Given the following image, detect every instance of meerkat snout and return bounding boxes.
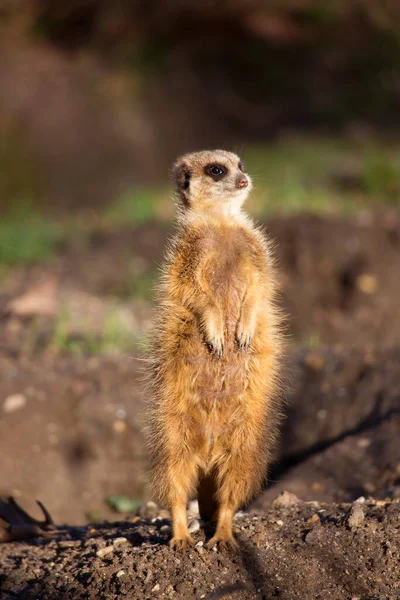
[172,149,252,215]
[236,174,249,188]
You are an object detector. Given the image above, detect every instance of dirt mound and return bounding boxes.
[1,500,399,599]
[267,212,400,348]
[0,345,398,524]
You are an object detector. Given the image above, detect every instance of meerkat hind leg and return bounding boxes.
[205,504,237,550]
[170,496,195,550]
[205,430,262,551]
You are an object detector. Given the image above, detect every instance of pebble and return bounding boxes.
[160,524,171,533]
[306,514,320,524]
[138,501,159,519]
[272,491,302,508]
[116,570,125,578]
[113,419,126,433]
[355,496,366,504]
[96,546,114,558]
[276,520,284,526]
[187,500,199,516]
[188,519,200,533]
[196,541,203,547]
[152,583,160,592]
[356,274,378,295]
[3,394,26,413]
[57,540,81,548]
[113,537,128,547]
[348,503,365,528]
[304,352,325,370]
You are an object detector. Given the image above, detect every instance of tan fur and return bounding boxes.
[145,150,283,550]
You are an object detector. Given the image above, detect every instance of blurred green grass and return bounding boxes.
[1,136,399,269]
[0,205,65,265]
[50,307,139,355]
[242,136,400,217]
[105,135,400,225]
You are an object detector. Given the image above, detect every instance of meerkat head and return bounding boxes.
[172,150,252,217]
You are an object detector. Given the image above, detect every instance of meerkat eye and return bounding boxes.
[205,164,227,179]
[238,161,246,172]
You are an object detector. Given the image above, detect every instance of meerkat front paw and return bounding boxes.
[204,317,224,358]
[236,323,254,349]
[206,335,224,358]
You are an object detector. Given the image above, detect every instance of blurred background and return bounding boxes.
[0,0,399,525]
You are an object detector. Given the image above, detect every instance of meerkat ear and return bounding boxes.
[172,162,191,207]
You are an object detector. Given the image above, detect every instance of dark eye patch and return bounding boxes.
[238,161,246,173]
[205,163,227,180]
[182,169,191,190]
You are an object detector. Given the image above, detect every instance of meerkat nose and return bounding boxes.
[237,176,248,188]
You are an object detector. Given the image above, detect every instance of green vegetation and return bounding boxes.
[106,495,142,514]
[361,153,400,200]
[103,136,400,225]
[0,205,65,265]
[114,261,159,301]
[242,136,400,217]
[51,307,139,356]
[104,187,171,225]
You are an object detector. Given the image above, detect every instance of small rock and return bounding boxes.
[356,274,378,295]
[251,533,264,545]
[116,570,125,578]
[305,526,323,545]
[235,511,246,518]
[375,500,388,507]
[160,524,171,533]
[113,537,128,547]
[272,491,302,508]
[3,394,26,414]
[96,546,114,558]
[355,496,366,504]
[357,438,371,448]
[306,514,320,524]
[57,540,81,548]
[188,519,200,533]
[347,503,365,528]
[187,500,199,516]
[138,501,159,519]
[113,420,126,433]
[304,352,325,370]
[152,583,160,592]
[196,541,203,547]
[276,520,284,526]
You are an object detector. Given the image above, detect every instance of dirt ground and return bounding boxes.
[0,500,399,599]
[0,212,399,598]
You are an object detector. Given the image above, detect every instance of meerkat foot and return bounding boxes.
[205,535,238,551]
[169,535,195,550]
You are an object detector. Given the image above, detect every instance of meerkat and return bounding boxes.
[146,149,283,550]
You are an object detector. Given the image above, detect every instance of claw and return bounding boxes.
[207,339,224,358]
[236,330,252,350]
[205,536,238,551]
[169,535,195,550]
